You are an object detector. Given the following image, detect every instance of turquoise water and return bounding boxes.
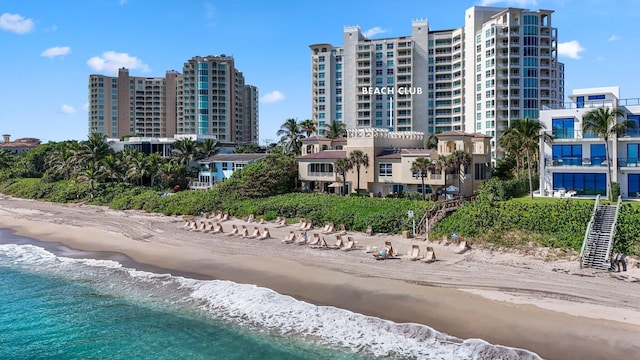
[0,230,542,360]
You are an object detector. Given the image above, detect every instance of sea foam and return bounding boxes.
[0,243,542,360]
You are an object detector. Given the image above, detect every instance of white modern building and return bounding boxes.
[539,87,640,199]
[310,5,564,160]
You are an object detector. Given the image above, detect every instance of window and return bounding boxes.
[474,163,488,180]
[387,51,393,57]
[552,118,575,139]
[379,163,393,176]
[387,60,394,66]
[318,72,325,79]
[309,163,334,173]
[387,43,394,49]
[629,174,640,197]
[588,94,605,100]
[318,64,325,70]
[318,56,325,62]
[553,173,606,195]
[627,115,640,136]
[552,144,582,165]
[591,144,606,165]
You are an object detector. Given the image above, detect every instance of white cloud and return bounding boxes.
[364,26,389,38]
[261,90,285,104]
[608,35,620,42]
[87,51,150,74]
[60,105,76,114]
[557,40,585,59]
[41,46,71,58]
[203,3,215,19]
[0,13,35,34]
[479,0,538,6]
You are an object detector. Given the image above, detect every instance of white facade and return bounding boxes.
[310,6,564,161]
[539,87,640,199]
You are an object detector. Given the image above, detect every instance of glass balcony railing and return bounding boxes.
[546,130,600,139]
[545,157,609,167]
[618,158,640,168]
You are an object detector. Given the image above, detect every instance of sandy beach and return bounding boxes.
[1,195,639,360]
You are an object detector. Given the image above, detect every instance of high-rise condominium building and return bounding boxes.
[310,6,564,159]
[177,55,259,144]
[89,68,179,138]
[88,55,259,144]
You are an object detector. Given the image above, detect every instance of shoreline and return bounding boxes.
[1,196,640,359]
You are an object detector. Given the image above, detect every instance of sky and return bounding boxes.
[1,0,639,145]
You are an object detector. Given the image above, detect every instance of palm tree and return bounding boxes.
[448,150,472,196]
[501,117,550,199]
[197,138,220,159]
[299,119,317,137]
[349,150,369,195]
[411,157,431,200]
[126,152,149,186]
[325,121,347,139]
[101,153,124,183]
[334,157,352,196]
[277,118,304,155]
[425,133,439,150]
[146,152,164,187]
[235,143,262,153]
[79,132,112,171]
[172,138,199,166]
[583,107,635,201]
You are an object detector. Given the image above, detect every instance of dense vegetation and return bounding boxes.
[1,131,638,255]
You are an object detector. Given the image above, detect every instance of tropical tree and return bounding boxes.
[101,153,124,183]
[299,119,317,137]
[425,133,439,150]
[334,157,352,196]
[325,121,347,139]
[411,156,431,200]
[126,152,150,186]
[277,118,304,155]
[448,150,472,196]
[197,138,220,159]
[235,143,262,153]
[0,150,15,170]
[172,138,199,166]
[79,132,113,171]
[348,150,369,195]
[501,117,551,199]
[146,152,164,187]
[583,107,635,200]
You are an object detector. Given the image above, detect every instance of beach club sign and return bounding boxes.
[361,86,423,95]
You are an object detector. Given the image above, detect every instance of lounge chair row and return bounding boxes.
[227,225,271,240]
[202,211,229,222]
[367,240,471,261]
[281,232,357,251]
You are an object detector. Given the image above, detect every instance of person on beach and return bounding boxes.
[611,253,627,272]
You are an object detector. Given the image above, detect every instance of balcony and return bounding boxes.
[546,129,601,140]
[545,157,609,167]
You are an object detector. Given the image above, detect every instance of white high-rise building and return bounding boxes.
[310,6,564,159]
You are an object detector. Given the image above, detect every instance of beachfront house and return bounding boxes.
[297,128,491,197]
[538,86,640,199]
[193,153,267,190]
[0,134,41,155]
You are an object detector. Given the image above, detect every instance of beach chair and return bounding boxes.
[365,225,373,236]
[336,224,347,235]
[408,244,423,261]
[258,218,266,224]
[373,245,391,260]
[292,218,305,229]
[185,221,197,230]
[364,245,379,253]
[211,211,222,221]
[238,225,249,237]
[307,233,321,246]
[303,220,313,230]
[295,232,309,245]
[341,236,357,251]
[282,231,297,244]
[182,219,193,228]
[310,237,330,249]
[228,224,239,236]
[321,222,334,234]
[274,216,287,228]
[330,235,344,250]
[455,239,471,254]
[257,228,271,240]
[423,246,437,263]
[384,241,397,257]
[193,221,206,231]
[246,226,260,239]
[210,223,223,234]
[203,221,214,232]
[220,212,229,222]
[246,214,255,223]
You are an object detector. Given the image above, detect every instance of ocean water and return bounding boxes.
[0,230,542,360]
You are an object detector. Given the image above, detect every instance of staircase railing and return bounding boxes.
[416,196,475,235]
[603,195,623,264]
[580,194,600,269]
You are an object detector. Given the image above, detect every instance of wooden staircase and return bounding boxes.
[580,195,622,270]
[416,196,474,236]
